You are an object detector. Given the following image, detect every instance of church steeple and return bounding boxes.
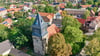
[32,13,48,55]
[32,13,48,37]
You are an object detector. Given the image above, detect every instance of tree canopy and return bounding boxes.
[0,24,8,42]
[84,38,100,56]
[64,26,83,43]
[9,27,28,48]
[48,33,72,56]
[62,16,81,31]
[83,10,90,19]
[44,5,54,13]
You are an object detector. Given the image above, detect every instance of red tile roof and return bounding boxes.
[2,18,12,28]
[7,8,22,12]
[86,17,96,21]
[77,19,86,24]
[39,12,54,18]
[59,3,65,8]
[47,24,60,38]
[80,5,92,8]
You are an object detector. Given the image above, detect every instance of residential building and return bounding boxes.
[80,5,92,9]
[0,40,30,56]
[0,40,14,56]
[1,18,12,28]
[47,24,60,37]
[39,12,55,25]
[10,4,17,9]
[64,8,86,18]
[82,16,100,34]
[7,8,22,14]
[0,7,7,17]
[52,12,62,28]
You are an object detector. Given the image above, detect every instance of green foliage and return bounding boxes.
[0,24,8,42]
[7,13,12,18]
[84,38,100,56]
[62,16,81,31]
[92,7,98,13]
[83,10,90,19]
[72,42,85,55]
[44,6,54,13]
[14,11,28,18]
[64,26,83,43]
[87,0,93,4]
[66,2,73,8]
[86,7,92,11]
[41,1,49,5]
[48,33,72,56]
[9,27,28,48]
[38,5,45,12]
[13,18,34,48]
[14,12,24,18]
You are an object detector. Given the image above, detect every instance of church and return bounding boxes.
[32,13,60,56]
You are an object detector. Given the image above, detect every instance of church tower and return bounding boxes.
[32,13,48,56]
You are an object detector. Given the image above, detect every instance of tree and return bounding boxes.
[82,0,86,4]
[0,17,3,23]
[44,5,54,13]
[7,13,12,18]
[87,0,93,5]
[13,18,34,48]
[93,7,98,13]
[0,24,8,42]
[14,12,24,18]
[48,33,72,56]
[86,7,92,11]
[83,10,90,19]
[64,26,83,43]
[84,38,100,56]
[9,27,28,48]
[61,11,67,17]
[62,16,81,31]
[66,2,73,8]
[38,5,45,12]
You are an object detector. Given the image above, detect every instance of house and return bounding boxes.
[64,8,86,18]
[1,18,12,28]
[47,24,60,37]
[52,12,62,28]
[80,5,92,9]
[0,7,7,17]
[23,2,33,11]
[68,0,79,4]
[0,40,30,56]
[32,9,36,14]
[23,5,31,11]
[58,3,66,10]
[77,18,86,24]
[7,8,22,14]
[83,16,100,33]
[39,12,55,25]
[32,13,60,56]
[0,40,14,56]
[9,48,30,56]
[10,4,17,9]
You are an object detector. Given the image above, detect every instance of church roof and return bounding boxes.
[32,13,48,38]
